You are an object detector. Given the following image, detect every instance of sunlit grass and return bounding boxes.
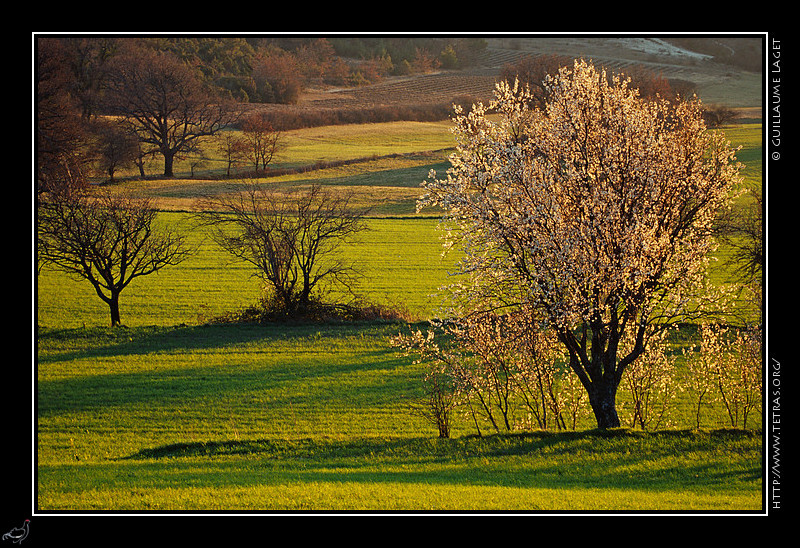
[36,427,762,511]
[35,120,764,512]
[276,120,454,168]
[36,216,454,328]
[111,120,455,182]
[37,323,429,462]
[36,319,763,511]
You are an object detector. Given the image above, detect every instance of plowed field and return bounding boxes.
[295,36,762,112]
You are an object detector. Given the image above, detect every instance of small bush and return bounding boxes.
[209,293,415,325]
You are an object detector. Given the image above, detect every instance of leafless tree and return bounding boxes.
[703,105,739,128]
[90,119,140,182]
[715,183,763,285]
[195,183,370,317]
[499,54,575,109]
[215,132,250,177]
[37,188,191,326]
[103,42,240,178]
[240,112,283,172]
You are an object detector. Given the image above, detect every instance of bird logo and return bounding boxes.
[2,520,29,544]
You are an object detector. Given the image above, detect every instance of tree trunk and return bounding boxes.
[163,151,175,178]
[136,157,146,178]
[562,335,624,430]
[109,293,122,327]
[587,380,621,429]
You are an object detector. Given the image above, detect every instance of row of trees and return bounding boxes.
[37,182,371,327]
[37,38,295,189]
[145,36,488,102]
[38,37,739,194]
[38,36,486,112]
[38,38,239,188]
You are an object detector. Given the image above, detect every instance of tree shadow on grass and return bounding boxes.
[37,322,412,418]
[37,322,396,364]
[119,429,762,492]
[122,428,760,460]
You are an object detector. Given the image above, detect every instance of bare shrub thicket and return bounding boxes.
[195,183,370,320]
[619,328,680,430]
[395,317,763,435]
[252,102,457,132]
[392,310,590,438]
[684,323,762,429]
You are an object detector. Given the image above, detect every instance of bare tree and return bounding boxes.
[703,105,739,128]
[715,182,763,285]
[240,112,282,172]
[103,42,240,178]
[90,119,140,182]
[195,183,369,317]
[215,132,250,177]
[499,53,574,109]
[37,188,191,326]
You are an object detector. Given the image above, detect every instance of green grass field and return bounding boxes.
[36,321,762,511]
[35,120,765,512]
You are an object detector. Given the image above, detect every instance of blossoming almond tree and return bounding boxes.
[419,60,742,429]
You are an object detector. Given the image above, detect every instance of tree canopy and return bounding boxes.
[419,60,743,428]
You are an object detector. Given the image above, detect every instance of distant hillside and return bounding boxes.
[248,35,764,129]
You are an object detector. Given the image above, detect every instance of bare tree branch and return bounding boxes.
[194,182,370,318]
[37,188,191,326]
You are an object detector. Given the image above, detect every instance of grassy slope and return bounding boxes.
[38,428,761,511]
[36,323,762,511]
[35,120,764,512]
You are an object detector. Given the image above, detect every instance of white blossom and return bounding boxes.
[419,60,743,429]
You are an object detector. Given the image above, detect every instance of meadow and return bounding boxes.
[35,119,765,513]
